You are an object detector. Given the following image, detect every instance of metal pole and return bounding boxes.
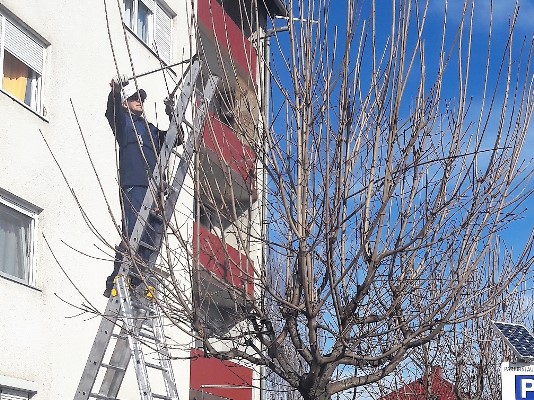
[127,58,195,80]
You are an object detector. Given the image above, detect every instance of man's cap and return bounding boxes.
[121,83,147,103]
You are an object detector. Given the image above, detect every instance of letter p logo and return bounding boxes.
[517,376,534,399]
[524,379,534,398]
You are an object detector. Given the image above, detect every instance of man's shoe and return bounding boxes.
[103,287,112,298]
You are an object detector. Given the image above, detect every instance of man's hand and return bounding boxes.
[110,75,128,90]
[164,96,175,116]
[162,96,184,145]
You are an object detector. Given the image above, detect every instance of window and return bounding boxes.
[0,387,32,400]
[0,375,37,399]
[122,0,173,64]
[0,11,47,114]
[0,189,41,286]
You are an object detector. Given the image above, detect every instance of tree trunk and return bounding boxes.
[299,390,331,400]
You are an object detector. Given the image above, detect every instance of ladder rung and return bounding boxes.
[130,302,153,313]
[90,392,120,400]
[171,148,184,159]
[111,332,128,340]
[139,241,157,252]
[139,331,156,341]
[153,394,173,400]
[101,363,126,372]
[153,394,174,400]
[145,362,168,371]
[168,184,180,193]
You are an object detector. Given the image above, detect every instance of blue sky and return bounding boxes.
[267,0,534,253]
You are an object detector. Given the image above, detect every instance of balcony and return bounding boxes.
[200,113,257,204]
[197,0,257,77]
[190,348,252,400]
[193,222,254,298]
[192,222,254,332]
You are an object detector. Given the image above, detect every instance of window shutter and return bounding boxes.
[154,4,172,64]
[4,18,44,75]
[0,388,29,400]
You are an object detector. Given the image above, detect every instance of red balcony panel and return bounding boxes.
[202,113,256,187]
[193,222,254,296]
[190,348,253,400]
[198,0,257,75]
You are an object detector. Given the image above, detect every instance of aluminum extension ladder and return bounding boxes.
[74,59,219,400]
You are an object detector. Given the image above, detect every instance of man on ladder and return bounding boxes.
[74,60,218,400]
[104,77,176,297]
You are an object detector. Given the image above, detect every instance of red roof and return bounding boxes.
[380,367,458,400]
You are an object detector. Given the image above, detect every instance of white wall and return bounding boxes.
[0,0,195,398]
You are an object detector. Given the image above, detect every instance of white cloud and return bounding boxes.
[429,0,534,33]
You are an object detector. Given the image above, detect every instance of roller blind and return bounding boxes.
[139,0,156,12]
[3,18,44,75]
[154,4,172,63]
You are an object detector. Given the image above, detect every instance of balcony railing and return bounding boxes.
[193,222,254,297]
[200,113,257,203]
[197,0,257,75]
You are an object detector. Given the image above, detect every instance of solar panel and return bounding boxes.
[492,321,534,360]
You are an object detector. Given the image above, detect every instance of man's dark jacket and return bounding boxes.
[105,89,163,187]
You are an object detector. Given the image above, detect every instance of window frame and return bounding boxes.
[0,375,37,399]
[0,188,41,287]
[0,8,48,116]
[122,0,174,64]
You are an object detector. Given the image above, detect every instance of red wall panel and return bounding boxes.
[193,222,254,296]
[202,113,256,185]
[190,348,253,400]
[198,0,257,75]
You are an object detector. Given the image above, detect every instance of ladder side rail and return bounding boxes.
[128,74,220,399]
[149,308,179,399]
[155,59,201,184]
[115,277,155,400]
[74,297,123,400]
[96,322,136,397]
[163,75,220,222]
[146,75,220,267]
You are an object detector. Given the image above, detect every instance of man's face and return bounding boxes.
[123,94,144,115]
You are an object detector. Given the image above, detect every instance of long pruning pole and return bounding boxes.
[127,57,196,80]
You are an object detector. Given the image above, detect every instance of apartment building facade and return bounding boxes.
[0,0,284,398]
